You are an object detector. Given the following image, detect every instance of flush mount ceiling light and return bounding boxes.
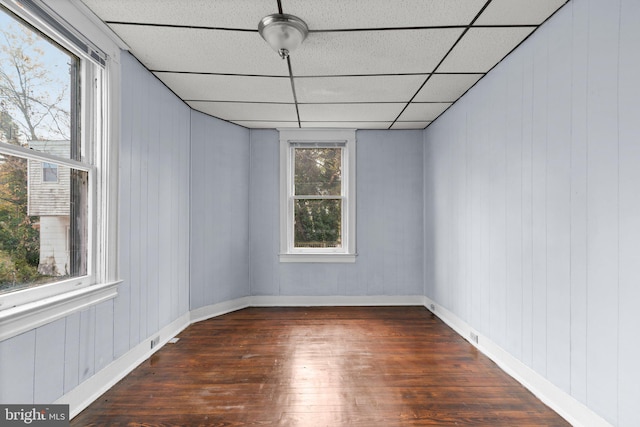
[258,13,308,60]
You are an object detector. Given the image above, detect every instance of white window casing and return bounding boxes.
[0,0,121,342]
[279,129,357,263]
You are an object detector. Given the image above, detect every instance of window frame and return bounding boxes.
[279,129,357,263]
[0,0,120,342]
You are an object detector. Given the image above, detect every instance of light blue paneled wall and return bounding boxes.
[249,129,424,296]
[189,111,251,309]
[0,51,191,404]
[423,0,640,425]
[116,52,191,349]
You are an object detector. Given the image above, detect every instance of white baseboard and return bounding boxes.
[190,296,252,323]
[250,294,424,307]
[55,312,190,419]
[423,296,612,427]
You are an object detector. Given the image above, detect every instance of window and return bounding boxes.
[279,129,356,263]
[42,162,59,182]
[0,1,119,341]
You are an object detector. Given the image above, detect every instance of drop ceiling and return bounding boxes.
[80,0,569,130]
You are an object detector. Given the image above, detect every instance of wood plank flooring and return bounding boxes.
[71,307,570,426]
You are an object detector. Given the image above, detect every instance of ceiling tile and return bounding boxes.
[154,73,294,103]
[397,103,452,121]
[109,24,288,76]
[187,102,298,121]
[291,28,464,76]
[391,121,431,130]
[475,0,568,25]
[80,0,565,130]
[437,27,535,73]
[301,122,392,129]
[414,74,484,102]
[295,75,426,103]
[298,103,404,122]
[232,121,300,129]
[281,0,486,29]
[81,0,274,29]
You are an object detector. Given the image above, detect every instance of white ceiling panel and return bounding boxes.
[79,0,565,130]
[397,103,452,122]
[81,0,275,29]
[391,122,431,130]
[437,27,535,73]
[301,122,392,129]
[292,28,464,76]
[282,0,486,30]
[232,121,300,128]
[154,73,294,103]
[298,103,404,122]
[110,24,288,76]
[414,74,484,102]
[187,102,298,122]
[295,75,426,103]
[475,0,568,25]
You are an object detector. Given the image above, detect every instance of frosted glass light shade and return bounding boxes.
[259,14,308,59]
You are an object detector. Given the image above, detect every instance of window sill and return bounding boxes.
[279,253,357,263]
[0,281,120,342]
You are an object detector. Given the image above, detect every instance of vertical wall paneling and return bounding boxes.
[157,90,172,329]
[118,52,191,353]
[127,59,142,348]
[94,300,114,372]
[180,111,191,316]
[0,331,35,403]
[544,13,572,395]
[423,132,435,299]
[63,313,80,394]
[585,0,620,423]
[34,318,66,403]
[504,55,524,360]
[78,307,96,383]
[520,41,535,369]
[189,111,251,309]
[476,101,491,336]
[465,102,483,329]
[137,66,149,344]
[617,1,640,425]
[488,70,508,350]
[530,24,548,377]
[146,79,160,335]
[189,112,205,306]
[422,0,638,424]
[114,53,132,358]
[248,130,281,296]
[569,0,589,404]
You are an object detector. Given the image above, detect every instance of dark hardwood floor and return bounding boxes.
[71,307,570,426]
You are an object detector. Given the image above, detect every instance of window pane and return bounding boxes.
[294,148,342,196]
[0,153,87,295]
[294,199,341,248]
[42,162,58,182]
[0,8,80,160]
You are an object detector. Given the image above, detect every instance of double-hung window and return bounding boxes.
[279,129,356,263]
[0,0,119,341]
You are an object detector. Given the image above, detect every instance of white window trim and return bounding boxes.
[279,129,357,263]
[0,0,121,342]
